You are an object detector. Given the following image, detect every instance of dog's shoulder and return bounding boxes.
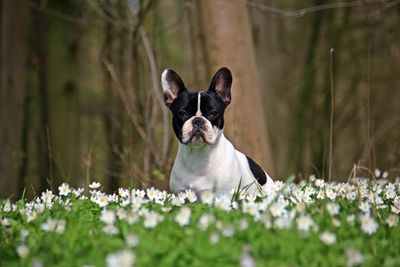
[244,155,267,186]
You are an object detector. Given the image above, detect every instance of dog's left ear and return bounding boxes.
[208,67,232,106]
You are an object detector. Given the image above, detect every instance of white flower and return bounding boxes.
[178,192,187,202]
[332,218,341,227]
[346,214,355,224]
[374,168,381,177]
[41,218,57,232]
[215,195,232,211]
[103,224,119,235]
[269,202,286,217]
[382,171,389,178]
[326,202,340,216]
[209,233,219,244]
[391,197,400,214]
[175,207,191,226]
[221,225,235,237]
[3,200,12,212]
[200,190,214,205]
[125,233,140,247]
[314,179,325,188]
[346,247,364,266]
[73,188,84,197]
[198,214,215,231]
[384,184,396,199]
[118,188,129,198]
[358,201,371,213]
[146,187,158,201]
[325,187,337,200]
[185,189,197,203]
[170,195,184,207]
[89,182,101,189]
[360,214,378,235]
[41,189,54,204]
[96,193,109,208]
[386,214,398,227]
[296,214,314,234]
[240,246,256,267]
[106,249,135,267]
[55,219,66,234]
[238,219,249,230]
[58,183,71,196]
[20,229,29,239]
[16,244,29,258]
[101,210,116,225]
[143,211,163,228]
[319,231,336,245]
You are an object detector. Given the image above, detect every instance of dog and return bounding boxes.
[161,67,274,197]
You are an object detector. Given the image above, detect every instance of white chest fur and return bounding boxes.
[169,133,274,196]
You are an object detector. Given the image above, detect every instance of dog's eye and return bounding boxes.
[210,111,219,117]
[178,110,187,117]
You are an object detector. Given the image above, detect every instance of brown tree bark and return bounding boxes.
[0,0,29,199]
[197,0,274,174]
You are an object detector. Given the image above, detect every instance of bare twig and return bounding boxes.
[245,0,398,18]
[328,48,335,182]
[139,28,170,164]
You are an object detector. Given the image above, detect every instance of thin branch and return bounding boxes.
[139,28,170,164]
[245,0,399,18]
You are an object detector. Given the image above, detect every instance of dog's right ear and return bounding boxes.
[161,69,186,107]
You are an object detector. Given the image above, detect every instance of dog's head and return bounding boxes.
[161,67,232,146]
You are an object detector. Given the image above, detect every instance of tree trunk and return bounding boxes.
[0,0,29,199]
[197,0,274,174]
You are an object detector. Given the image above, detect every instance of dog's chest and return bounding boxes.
[169,136,243,195]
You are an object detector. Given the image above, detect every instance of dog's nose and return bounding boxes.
[192,117,204,129]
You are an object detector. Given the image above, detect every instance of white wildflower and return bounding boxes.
[221,225,235,237]
[3,200,12,212]
[332,218,341,227]
[215,195,232,211]
[240,246,256,267]
[41,189,54,205]
[386,214,398,227]
[16,244,29,258]
[170,195,184,207]
[238,219,249,230]
[326,202,340,216]
[103,224,119,235]
[185,189,197,203]
[89,182,101,189]
[346,247,364,266]
[41,218,57,232]
[296,214,314,234]
[200,190,214,205]
[175,207,191,226]
[55,219,66,234]
[198,214,215,231]
[143,211,163,228]
[96,193,109,208]
[358,201,371,213]
[382,171,389,178]
[374,168,381,177]
[209,233,219,244]
[58,183,71,196]
[125,233,140,247]
[360,214,378,235]
[391,196,400,214]
[118,188,129,198]
[346,214,355,224]
[177,192,187,202]
[101,210,116,225]
[146,187,158,201]
[106,249,135,267]
[319,231,336,245]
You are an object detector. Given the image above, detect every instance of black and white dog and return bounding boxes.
[161,67,274,197]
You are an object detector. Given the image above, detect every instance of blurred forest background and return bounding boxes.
[1,0,399,199]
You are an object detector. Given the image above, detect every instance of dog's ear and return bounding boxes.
[208,67,232,106]
[161,69,186,107]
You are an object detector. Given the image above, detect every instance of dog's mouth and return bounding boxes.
[186,129,211,145]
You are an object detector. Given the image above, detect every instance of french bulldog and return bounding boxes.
[161,67,274,197]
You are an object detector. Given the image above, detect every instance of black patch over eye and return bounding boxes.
[209,111,219,117]
[178,110,187,117]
